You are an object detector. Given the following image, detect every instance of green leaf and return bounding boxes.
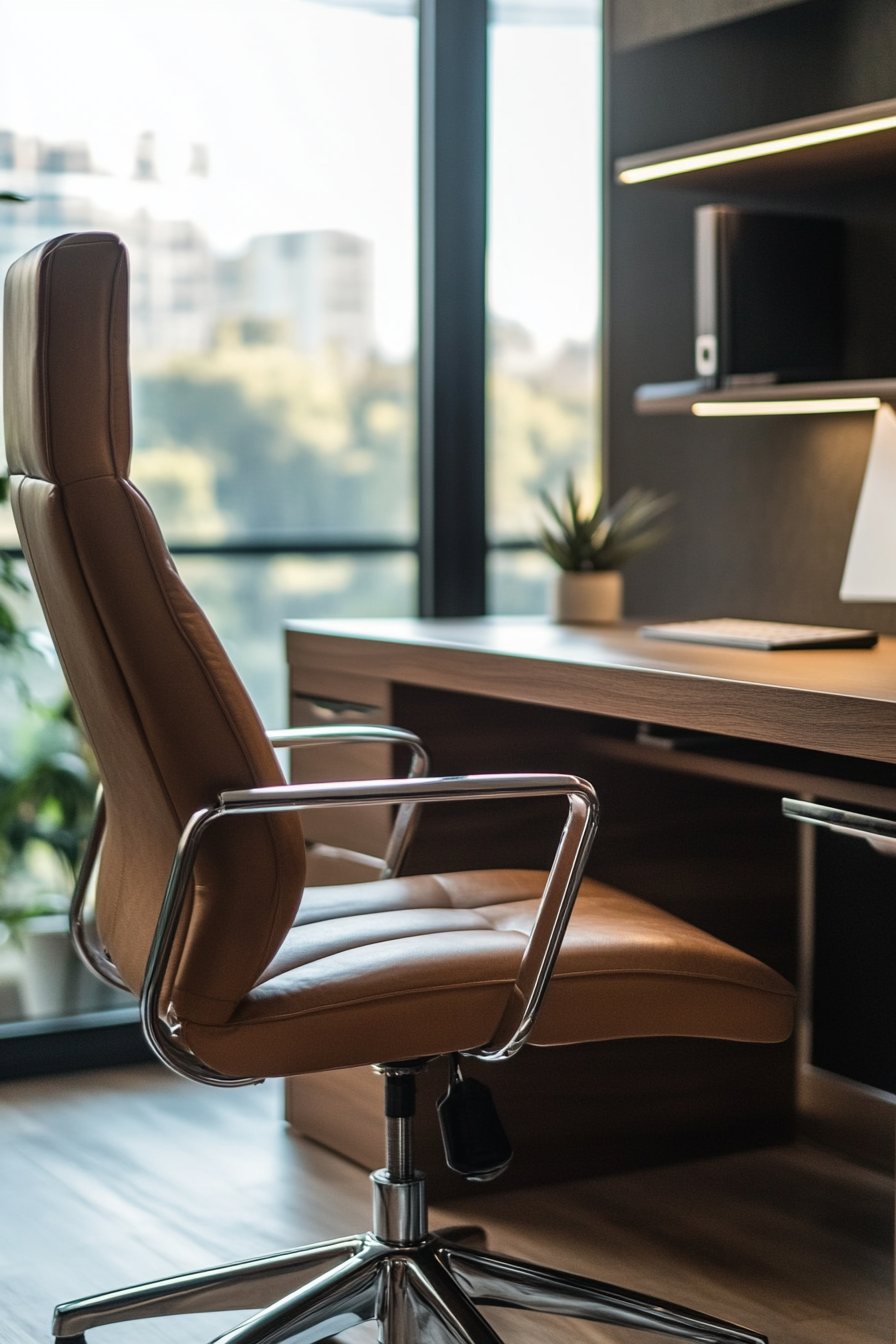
[537,473,675,572]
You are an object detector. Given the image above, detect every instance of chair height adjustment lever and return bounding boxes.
[437,1054,513,1182]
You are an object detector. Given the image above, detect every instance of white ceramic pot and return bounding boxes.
[19,914,124,1018]
[551,570,623,625]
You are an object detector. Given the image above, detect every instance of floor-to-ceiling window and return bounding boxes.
[0,0,600,1055]
[0,0,418,1041]
[487,0,600,614]
[0,0,418,725]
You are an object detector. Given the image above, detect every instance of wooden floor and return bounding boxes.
[0,1064,891,1344]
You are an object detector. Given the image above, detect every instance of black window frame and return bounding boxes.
[0,0,582,1076]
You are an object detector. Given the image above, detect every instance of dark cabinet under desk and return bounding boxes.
[813,825,896,1096]
[587,719,896,1166]
[391,688,896,1181]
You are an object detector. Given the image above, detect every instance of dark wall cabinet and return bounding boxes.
[607,0,896,634]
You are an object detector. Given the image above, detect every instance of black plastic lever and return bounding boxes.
[437,1054,513,1182]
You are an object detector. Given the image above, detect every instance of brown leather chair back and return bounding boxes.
[3,232,306,1024]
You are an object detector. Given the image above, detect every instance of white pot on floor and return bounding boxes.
[551,570,623,625]
[20,914,123,1018]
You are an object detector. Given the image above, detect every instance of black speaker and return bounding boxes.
[695,206,845,387]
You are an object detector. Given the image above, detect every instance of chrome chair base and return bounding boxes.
[53,1217,768,1344]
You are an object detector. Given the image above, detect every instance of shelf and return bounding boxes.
[588,734,896,816]
[615,96,896,192]
[634,378,896,416]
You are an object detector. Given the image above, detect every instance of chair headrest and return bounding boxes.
[4,232,131,485]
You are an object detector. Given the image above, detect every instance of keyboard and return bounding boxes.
[639,618,879,651]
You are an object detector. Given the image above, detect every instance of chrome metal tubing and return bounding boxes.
[469,785,597,1061]
[140,770,598,1087]
[371,1170,428,1245]
[441,1244,768,1344]
[401,1248,504,1344]
[74,728,429,1006]
[68,788,129,993]
[266,724,431,878]
[216,770,599,1062]
[265,725,426,759]
[139,801,262,1086]
[211,1242,385,1344]
[52,1237,364,1337]
[53,1231,768,1344]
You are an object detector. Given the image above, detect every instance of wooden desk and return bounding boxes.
[286,616,896,764]
[283,617,896,1195]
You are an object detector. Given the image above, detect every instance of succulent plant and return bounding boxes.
[538,474,675,572]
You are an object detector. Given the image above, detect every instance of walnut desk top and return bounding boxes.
[285,617,896,769]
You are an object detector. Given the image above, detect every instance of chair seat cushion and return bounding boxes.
[181,870,794,1077]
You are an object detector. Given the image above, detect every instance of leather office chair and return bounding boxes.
[4,233,794,1344]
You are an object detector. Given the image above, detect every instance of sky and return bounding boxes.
[0,0,599,359]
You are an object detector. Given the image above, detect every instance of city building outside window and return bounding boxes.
[0,0,599,1042]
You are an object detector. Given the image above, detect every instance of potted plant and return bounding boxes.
[0,693,100,1001]
[539,474,674,624]
[0,475,105,1017]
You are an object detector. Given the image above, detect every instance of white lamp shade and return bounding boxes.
[840,402,896,602]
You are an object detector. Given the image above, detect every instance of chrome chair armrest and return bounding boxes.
[266,725,430,879]
[266,724,424,751]
[143,772,598,1087]
[70,728,429,1005]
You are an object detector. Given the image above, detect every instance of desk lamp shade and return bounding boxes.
[840,402,896,601]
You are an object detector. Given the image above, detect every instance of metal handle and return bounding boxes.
[782,797,896,857]
[142,770,599,1086]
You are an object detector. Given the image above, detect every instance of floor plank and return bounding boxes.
[0,1064,890,1343]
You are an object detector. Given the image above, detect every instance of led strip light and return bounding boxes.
[617,114,896,185]
[691,398,881,417]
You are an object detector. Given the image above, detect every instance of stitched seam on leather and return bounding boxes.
[545,967,793,992]
[108,248,126,478]
[124,484,278,784]
[39,243,54,481]
[45,238,121,484]
[221,976,519,1026]
[13,239,184,984]
[153,957,795,1013]
[10,476,182,972]
[257,918,498,982]
[23,240,199,977]
[239,970,795,1022]
[123,482,290,991]
[431,871,543,908]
